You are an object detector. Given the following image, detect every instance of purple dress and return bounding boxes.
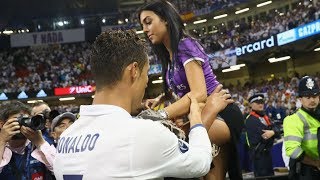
[166,37,219,98]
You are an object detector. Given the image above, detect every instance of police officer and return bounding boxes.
[245,94,281,177]
[283,76,320,179]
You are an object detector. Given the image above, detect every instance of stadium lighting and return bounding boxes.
[57,21,64,26]
[21,30,25,33]
[214,14,228,19]
[222,66,240,73]
[235,8,249,14]
[314,47,320,51]
[136,30,144,34]
[257,1,272,8]
[26,29,29,32]
[102,18,106,23]
[193,19,207,24]
[3,30,13,35]
[209,30,218,34]
[59,97,75,101]
[268,56,291,63]
[152,80,163,84]
[80,19,85,25]
[27,100,43,104]
[63,21,68,25]
[230,64,246,69]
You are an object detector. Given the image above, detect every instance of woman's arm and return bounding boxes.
[164,61,207,119]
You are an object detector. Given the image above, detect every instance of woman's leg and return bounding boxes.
[204,119,231,180]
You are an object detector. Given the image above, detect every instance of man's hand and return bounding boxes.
[261,130,275,140]
[204,84,233,114]
[0,118,21,143]
[187,93,203,127]
[20,126,45,148]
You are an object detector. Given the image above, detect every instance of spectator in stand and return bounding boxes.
[265,101,276,119]
[274,100,287,125]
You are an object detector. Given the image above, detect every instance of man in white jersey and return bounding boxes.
[53,30,233,179]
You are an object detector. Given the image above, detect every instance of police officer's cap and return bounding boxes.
[248,94,265,104]
[298,76,320,97]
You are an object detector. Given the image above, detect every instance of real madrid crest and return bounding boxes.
[306,78,315,89]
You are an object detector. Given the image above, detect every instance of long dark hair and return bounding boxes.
[138,0,185,97]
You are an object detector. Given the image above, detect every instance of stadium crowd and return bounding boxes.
[121,0,247,28]
[201,0,320,52]
[0,42,93,93]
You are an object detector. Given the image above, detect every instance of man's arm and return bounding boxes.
[131,93,215,178]
[21,126,55,172]
[132,120,212,178]
[283,115,304,159]
[31,142,56,172]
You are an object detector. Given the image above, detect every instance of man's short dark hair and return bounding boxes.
[0,101,31,121]
[90,29,148,91]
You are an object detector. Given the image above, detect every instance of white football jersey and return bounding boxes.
[53,105,212,180]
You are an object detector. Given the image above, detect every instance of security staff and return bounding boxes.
[245,94,281,177]
[283,76,320,179]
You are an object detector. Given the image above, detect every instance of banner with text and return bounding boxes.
[277,19,320,46]
[10,28,85,47]
[54,85,96,96]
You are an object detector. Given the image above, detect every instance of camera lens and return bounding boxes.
[30,114,46,130]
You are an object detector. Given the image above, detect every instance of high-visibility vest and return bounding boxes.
[283,108,320,160]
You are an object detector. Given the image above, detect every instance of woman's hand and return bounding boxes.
[143,93,165,109]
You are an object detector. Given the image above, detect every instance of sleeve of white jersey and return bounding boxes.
[131,121,212,178]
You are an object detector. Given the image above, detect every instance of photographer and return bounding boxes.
[32,102,55,145]
[0,101,56,179]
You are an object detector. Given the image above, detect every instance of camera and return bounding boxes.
[17,114,46,131]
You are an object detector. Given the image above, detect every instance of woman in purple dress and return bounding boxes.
[138,1,244,179]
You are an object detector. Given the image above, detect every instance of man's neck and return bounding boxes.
[252,110,265,116]
[300,106,320,121]
[301,106,315,113]
[92,86,132,114]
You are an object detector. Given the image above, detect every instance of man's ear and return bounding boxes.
[128,62,139,80]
